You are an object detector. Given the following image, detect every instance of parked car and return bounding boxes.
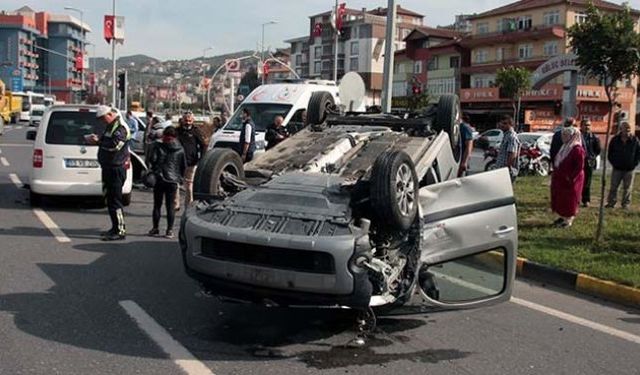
[475,128,503,149]
[180,94,518,313]
[26,105,146,205]
[517,132,553,156]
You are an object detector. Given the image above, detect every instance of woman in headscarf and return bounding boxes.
[550,126,586,228]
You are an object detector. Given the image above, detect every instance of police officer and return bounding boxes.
[88,105,131,241]
[238,107,256,162]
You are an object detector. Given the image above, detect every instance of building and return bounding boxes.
[265,48,294,82]
[0,6,89,102]
[458,0,639,133]
[287,5,425,107]
[392,27,465,104]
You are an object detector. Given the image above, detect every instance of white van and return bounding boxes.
[27,105,133,205]
[209,81,340,152]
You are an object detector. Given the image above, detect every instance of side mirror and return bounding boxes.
[26,130,37,141]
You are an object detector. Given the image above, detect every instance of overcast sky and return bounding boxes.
[4,0,640,60]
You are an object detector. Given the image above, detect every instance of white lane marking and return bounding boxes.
[9,173,22,189]
[432,271,640,345]
[119,300,215,375]
[0,156,9,166]
[32,208,71,243]
[511,297,640,345]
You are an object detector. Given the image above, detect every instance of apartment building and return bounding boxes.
[288,5,424,106]
[459,0,639,132]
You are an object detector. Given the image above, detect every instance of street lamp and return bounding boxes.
[64,6,85,100]
[202,46,213,116]
[261,20,277,84]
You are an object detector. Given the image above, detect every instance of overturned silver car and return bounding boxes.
[179,93,517,312]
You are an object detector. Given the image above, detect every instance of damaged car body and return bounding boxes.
[179,92,518,313]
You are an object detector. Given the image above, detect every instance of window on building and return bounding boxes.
[449,56,460,68]
[295,55,302,66]
[314,46,322,59]
[496,47,504,62]
[314,61,322,74]
[338,59,344,69]
[323,45,332,56]
[518,16,532,30]
[350,57,359,71]
[543,41,558,56]
[476,22,489,34]
[414,60,423,74]
[543,10,560,26]
[350,41,359,55]
[574,12,587,24]
[474,49,488,63]
[518,44,533,59]
[427,56,438,71]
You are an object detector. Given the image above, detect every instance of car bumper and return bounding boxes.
[180,209,373,308]
[30,178,132,196]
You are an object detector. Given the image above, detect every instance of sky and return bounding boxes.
[4,0,640,61]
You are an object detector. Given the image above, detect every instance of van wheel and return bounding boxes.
[194,148,245,197]
[370,150,419,231]
[122,193,131,206]
[435,95,461,161]
[307,91,335,126]
[30,191,42,206]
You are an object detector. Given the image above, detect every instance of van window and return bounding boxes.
[31,96,45,105]
[225,103,292,132]
[45,111,106,145]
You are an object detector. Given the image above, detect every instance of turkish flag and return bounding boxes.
[337,3,346,32]
[104,15,115,43]
[313,23,322,37]
[75,52,84,70]
[263,62,269,77]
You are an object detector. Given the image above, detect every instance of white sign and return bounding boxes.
[114,16,125,43]
[532,53,578,89]
[225,59,240,72]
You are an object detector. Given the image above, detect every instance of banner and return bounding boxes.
[104,15,114,43]
[313,23,322,37]
[75,52,84,70]
[114,16,125,43]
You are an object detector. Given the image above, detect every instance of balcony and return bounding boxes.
[461,25,565,48]
[462,55,549,74]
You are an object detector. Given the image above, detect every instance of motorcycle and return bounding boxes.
[484,144,550,176]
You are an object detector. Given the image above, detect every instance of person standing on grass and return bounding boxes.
[550,127,585,228]
[606,122,640,209]
[580,120,601,207]
[551,117,577,165]
[148,126,186,239]
[495,115,521,183]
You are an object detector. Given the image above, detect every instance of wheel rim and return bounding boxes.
[395,163,415,217]
[218,162,239,193]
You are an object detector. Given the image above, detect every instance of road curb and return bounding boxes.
[516,256,640,308]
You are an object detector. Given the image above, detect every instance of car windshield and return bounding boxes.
[31,110,44,116]
[45,111,106,145]
[224,103,292,132]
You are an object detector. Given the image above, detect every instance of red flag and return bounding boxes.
[75,52,84,70]
[263,62,270,77]
[313,23,323,37]
[336,3,346,33]
[104,15,114,43]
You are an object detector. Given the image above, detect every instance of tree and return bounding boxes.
[239,67,260,94]
[569,4,640,242]
[495,66,532,123]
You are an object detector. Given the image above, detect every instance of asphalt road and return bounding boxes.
[1,124,639,375]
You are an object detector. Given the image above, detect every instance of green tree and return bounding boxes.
[569,3,640,242]
[495,66,532,122]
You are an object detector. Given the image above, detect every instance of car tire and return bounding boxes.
[307,91,335,126]
[193,148,245,197]
[122,193,131,206]
[435,95,461,161]
[370,150,419,231]
[484,160,497,171]
[30,191,42,206]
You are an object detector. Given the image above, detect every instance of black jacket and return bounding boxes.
[582,132,602,167]
[149,139,187,184]
[98,117,130,168]
[550,129,563,164]
[608,135,640,171]
[177,125,205,167]
[265,123,288,150]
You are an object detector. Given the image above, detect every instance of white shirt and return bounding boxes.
[244,123,252,143]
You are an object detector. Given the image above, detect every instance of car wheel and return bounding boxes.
[435,95,461,161]
[370,150,419,231]
[484,160,497,171]
[193,148,245,197]
[307,91,335,126]
[122,193,132,206]
[30,191,42,206]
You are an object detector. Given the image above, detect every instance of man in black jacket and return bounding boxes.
[148,126,187,238]
[550,117,576,165]
[580,120,601,207]
[606,122,640,209]
[265,115,287,150]
[177,111,205,209]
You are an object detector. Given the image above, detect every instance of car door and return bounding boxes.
[410,167,517,310]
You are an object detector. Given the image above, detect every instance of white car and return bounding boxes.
[27,105,134,206]
[476,128,503,149]
[517,132,553,155]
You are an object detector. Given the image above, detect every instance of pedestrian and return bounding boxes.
[265,115,287,150]
[212,116,222,133]
[125,110,138,139]
[606,122,640,209]
[143,110,154,157]
[550,117,576,165]
[148,126,187,239]
[580,119,601,207]
[457,113,474,177]
[550,127,585,228]
[177,111,205,208]
[87,106,131,241]
[238,107,256,163]
[495,115,521,183]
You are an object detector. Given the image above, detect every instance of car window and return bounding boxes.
[224,103,293,132]
[485,130,501,137]
[45,111,106,145]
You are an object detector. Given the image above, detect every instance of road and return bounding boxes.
[1,124,639,375]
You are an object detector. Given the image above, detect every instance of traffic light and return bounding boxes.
[412,85,422,96]
[117,72,126,99]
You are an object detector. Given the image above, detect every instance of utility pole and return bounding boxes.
[333,0,339,82]
[381,0,397,113]
[111,0,117,106]
[261,21,277,85]
[202,46,213,116]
